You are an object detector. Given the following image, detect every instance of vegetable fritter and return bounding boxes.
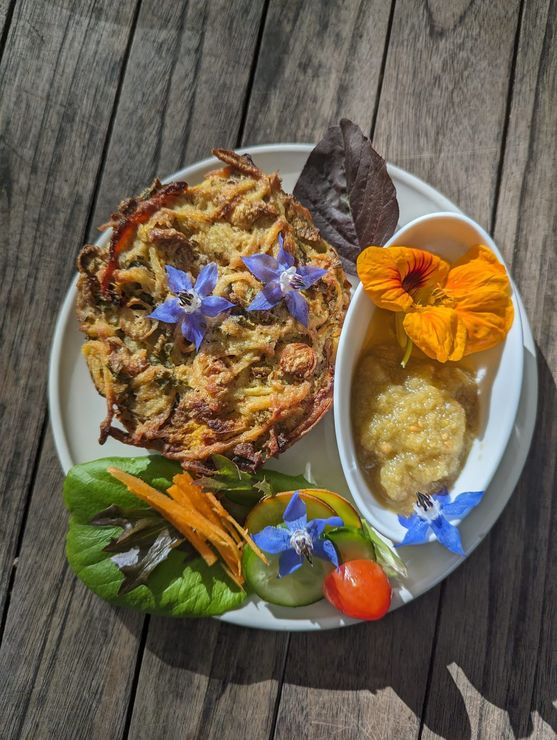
[76,150,350,472]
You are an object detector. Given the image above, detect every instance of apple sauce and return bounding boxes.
[352,346,478,515]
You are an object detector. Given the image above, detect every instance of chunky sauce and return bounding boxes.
[352,315,478,515]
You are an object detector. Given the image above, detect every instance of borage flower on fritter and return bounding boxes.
[253,491,343,577]
[357,245,514,364]
[242,233,327,327]
[148,264,235,350]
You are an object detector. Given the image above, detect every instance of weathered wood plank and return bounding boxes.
[128,619,288,740]
[422,1,557,737]
[0,0,15,48]
[0,433,144,739]
[373,0,521,229]
[91,0,267,232]
[275,594,440,740]
[0,0,139,624]
[242,0,393,144]
[272,1,523,737]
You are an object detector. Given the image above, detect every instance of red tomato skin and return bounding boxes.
[323,560,392,620]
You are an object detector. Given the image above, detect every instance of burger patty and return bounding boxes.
[76,149,350,471]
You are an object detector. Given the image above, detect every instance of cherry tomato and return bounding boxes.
[323,560,392,620]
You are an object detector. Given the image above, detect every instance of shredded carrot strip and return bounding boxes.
[174,474,223,527]
[108,466,252,586]
[178,524,218,566]
[108,468,233,547]
[205,492,268,564]
[221,563,244,589]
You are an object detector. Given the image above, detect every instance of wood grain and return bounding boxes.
[0,0,139,623]
[422,1,557,737]
[128,619,288,740]
[91,0,266,233]
[373,0,522,229]
[0,433,144,739]
[275,593,440,740]
[243,0,393,144]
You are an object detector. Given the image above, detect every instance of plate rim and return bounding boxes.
[48,144,538,631]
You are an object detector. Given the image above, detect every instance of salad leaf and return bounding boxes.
[293,118,399,274]
[361,520,408,579]
[64,456,246,616]
[90,504,188,595]
[197,454,316,505]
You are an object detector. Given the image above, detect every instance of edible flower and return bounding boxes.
[357,245,514,364]
[148,264,234,350]
[396,490,484,555]
[253,491,343,577]
[242,233,326,326]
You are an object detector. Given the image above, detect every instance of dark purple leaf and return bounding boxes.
[293,119,399,274]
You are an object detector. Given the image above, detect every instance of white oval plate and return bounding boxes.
[335,212,524,542]
[49,145,537,631]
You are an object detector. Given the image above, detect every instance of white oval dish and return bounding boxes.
[334,212,524,542]
[49,146,537,630]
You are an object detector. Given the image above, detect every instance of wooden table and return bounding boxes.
[1,1,555,738]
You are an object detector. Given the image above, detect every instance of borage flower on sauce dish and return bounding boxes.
[242,233,327,327]
[357,244,514,365]
[397,490,484,555]
[148,264,235,350]
[253,491,343,577]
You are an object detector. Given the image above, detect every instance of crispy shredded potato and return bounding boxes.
[77,150,350,472]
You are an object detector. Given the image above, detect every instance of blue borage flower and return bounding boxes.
[253,491,343,577]
[148,264,235,351]
[396,490,484,555]
[242,233,327,327]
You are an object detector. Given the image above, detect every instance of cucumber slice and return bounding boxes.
[327,527,376,563]
[243,545,333,607]
[245,492,336,534]
[307,490,362,529]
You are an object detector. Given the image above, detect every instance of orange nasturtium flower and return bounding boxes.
[356,244,514,364]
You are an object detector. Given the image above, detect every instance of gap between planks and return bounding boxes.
[0,411,48,647]
[0,0,17,66]
[489,0,526,235]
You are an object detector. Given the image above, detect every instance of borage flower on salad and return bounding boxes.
[253,491,343,577]
[148,264,235,350]
[242,233,327,327]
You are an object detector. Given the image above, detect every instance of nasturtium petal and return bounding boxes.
[357,246,450,312]
[403,305,467,363]
[445,245,514,355]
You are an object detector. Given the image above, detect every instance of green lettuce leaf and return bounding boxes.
[197,454,316,505]
[64,456,246,617]
[361,520,408,579]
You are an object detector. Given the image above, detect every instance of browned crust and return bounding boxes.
[212,148,263,178]
[77,151,350,472]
